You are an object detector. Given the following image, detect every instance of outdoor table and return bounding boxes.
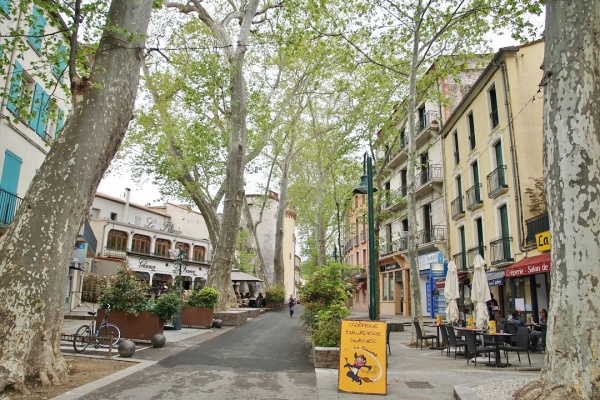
[480,332,513,368]
[426,323,446,350]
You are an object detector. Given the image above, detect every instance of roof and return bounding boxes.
[231,270,263,282]
[95,192,170,217]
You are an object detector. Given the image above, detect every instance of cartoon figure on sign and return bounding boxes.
[343,353,373,385]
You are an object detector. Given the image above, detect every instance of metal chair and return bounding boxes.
[413,322,438,350]
[445,325,466,358]
[502,326,531,365]
[386,323,391,355]
[439,324,450,356]
[464,330,494,367]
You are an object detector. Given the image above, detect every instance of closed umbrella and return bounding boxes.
[472,255,491,328]
[443,261,460,323]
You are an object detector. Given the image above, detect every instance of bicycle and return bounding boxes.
[73,304,121,353]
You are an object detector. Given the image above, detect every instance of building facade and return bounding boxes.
[440,40,549,322]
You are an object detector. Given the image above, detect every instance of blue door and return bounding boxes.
[0,150,22,224]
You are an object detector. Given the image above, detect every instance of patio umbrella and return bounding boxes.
[443,261,460,323]
[472,255,491,328]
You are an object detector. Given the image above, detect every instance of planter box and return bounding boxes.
[313,345,340,369]
[181,306,214,328]
[95,309,163,341]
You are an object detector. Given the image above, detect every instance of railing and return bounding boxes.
[525,212,549,245]
[467,245,486,267]
[418,225,446,246]
[103,247,127,259]
[452,251,468,271]
[415,110,439,133]
[487,165,508,197]
[490,237,513,265]
[451,195,464,219]
[398,236,409,252]
[0,188,23,226]
[416,165,443,187]
[466,183,482,209]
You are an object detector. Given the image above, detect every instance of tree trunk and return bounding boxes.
[273,145,294,286]
[515,2,600,399]
[0,0,153,392]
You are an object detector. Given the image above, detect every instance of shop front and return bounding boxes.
[420,251,443,318]
[503,253,550,323]
[379,262,401,315]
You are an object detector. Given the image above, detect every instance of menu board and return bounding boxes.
[338,320,387,395]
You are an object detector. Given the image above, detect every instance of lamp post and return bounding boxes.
[169,246,186,330]
[353,152,377,321]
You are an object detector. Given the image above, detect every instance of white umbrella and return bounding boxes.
[472,255,491,328]
[443,261,460,323]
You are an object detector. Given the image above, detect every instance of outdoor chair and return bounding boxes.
[439,324,450,356]
[506,322,518,345]
[413,322,438,350]
[241,298,249,307]
[538,324,547,352]
[386,323,391,355]
[464,330,494,367]
[445,325,466,358]
[502,326,531,365]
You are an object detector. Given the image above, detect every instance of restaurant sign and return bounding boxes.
[504,258,550,278]
[338,320,387,395]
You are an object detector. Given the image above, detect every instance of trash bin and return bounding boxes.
[173,313,182,330]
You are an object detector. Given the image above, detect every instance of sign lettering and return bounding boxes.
[138,258,156,271]
[536,231,551,252]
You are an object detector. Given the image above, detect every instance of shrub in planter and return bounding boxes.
[153,291,184,323]
[311,303,349,347]
[265,285,285,306]
[97,268,150,315]
[187,287,220,308]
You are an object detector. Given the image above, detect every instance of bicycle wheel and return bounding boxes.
[97,323,121,348]
[73,325,91,353]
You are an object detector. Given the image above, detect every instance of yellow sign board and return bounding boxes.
[338,320,387,395]
[536,231,551,252]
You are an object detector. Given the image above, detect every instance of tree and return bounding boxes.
[0,0,154,393]
[515,1,600,399]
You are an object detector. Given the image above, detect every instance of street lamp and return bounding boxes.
[353,152,377,321]
[168,246,187,330]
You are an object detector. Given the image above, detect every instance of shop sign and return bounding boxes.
[504,260,550,277]
[536,231,551,252]
[430,263,446,278]
[418,251,443,271]
[383,263,400,271]
[138,257,157,271]
[489,278,504,287]
[338,320,387,395]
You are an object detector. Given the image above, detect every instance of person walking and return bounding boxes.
[288,294,295,317]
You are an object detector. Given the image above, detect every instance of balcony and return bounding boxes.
[525,212,549,246]
[103,247,127,259]
[415,165,443,197]
[397,235,409,252]
[487,165,508,198]
[418,225,446,249]
[388,185,408,211]
[467,245,486,268]
[490,237,514,266]
[415,111,440,149]
[0,188,23,226]
[388,135,409,168]
[452,251,468,271]
[466,183,483,210]
[451,195,465,220]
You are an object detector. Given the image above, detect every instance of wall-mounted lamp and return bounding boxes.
[153,235,157,239]
[165,263,169,267]
[130,230,134,234]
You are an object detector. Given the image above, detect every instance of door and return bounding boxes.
[494,141,505,186]
[423,204,432,243]
[472,161,480,202]
[499,204,510,260]
[0,150,22,225]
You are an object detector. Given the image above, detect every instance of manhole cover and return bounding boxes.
[405,381,434,389]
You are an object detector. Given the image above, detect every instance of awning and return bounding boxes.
[231,270,263,282]
[357,282,367,291]
[504,253,551,278]
[486,271,505,287]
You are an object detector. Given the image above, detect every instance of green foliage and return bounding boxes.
[311,304,350,347]
[97,268,150,315]
[153,291,184,322]
[187,286,220,308]
[265,285,286,305]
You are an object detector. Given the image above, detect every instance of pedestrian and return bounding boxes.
[288,294,295,317]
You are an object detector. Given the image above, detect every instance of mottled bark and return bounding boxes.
[0,0,153,392]
[516,2,600,399]
[273,145,294,286]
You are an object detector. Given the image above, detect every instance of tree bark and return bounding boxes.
[516,2,600,399]
[273,144,295,286]
[0,0,153,392]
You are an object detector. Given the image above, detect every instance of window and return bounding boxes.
[155,239,171,257]
[193,246,206,261]
[7,61,33,116]
[356,251,359,266]
[89,208,100,219]
[453,130,460,164]
[132,234,151,254]
[417,106,426,131]
[458,226,466,270]
[0,0,10,14]
[107,230,127,250]
[0,150,22,225]
[381,271,395,301]
[489,85,499,128]
[468,113,476,149]
[52,43,68,82]
[110,212,117,221]
[382,274,388,301]
[178,243,190,260]
[362,249,366,267]
[27,6,46,51]
[29,83,50,139]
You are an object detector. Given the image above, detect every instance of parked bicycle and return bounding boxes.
[73,304,121,353]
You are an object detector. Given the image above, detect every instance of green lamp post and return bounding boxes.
[353,152,378,321]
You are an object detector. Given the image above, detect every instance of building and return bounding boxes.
[375,58,487,317]
[89,189,212,291]
[440,40,549,322]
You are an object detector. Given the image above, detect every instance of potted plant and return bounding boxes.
[96,268,163,341]
[265,285,286,308]
[153,291,184,324]
[182,286,220,328]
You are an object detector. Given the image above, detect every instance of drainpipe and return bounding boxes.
[498,61,525,253]
[123,188,131,224]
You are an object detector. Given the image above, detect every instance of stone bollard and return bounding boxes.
[118,340,136,357]
[212,318,223,329]
[151,333,167,348]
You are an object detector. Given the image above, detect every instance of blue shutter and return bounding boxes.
[55,108,65,138]
[0,0,10,15]
[53,43,68,82]
[6,61,23,114]
[29,83,43,131]
[0,150,22,225]
[38,90,50,137]
[27,6,46,51]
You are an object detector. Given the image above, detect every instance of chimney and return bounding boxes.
[123,188,131,223]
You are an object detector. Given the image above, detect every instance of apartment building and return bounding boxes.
[342,193,369,312]
[440,40,549,322]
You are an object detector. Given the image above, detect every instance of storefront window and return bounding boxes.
[388,273,394,301]
[382,274,388,301]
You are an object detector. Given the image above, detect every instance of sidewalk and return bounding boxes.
[59,306,542,400]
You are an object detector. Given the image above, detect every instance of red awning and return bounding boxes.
[357,281,367,291]
[504,253,551,278]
